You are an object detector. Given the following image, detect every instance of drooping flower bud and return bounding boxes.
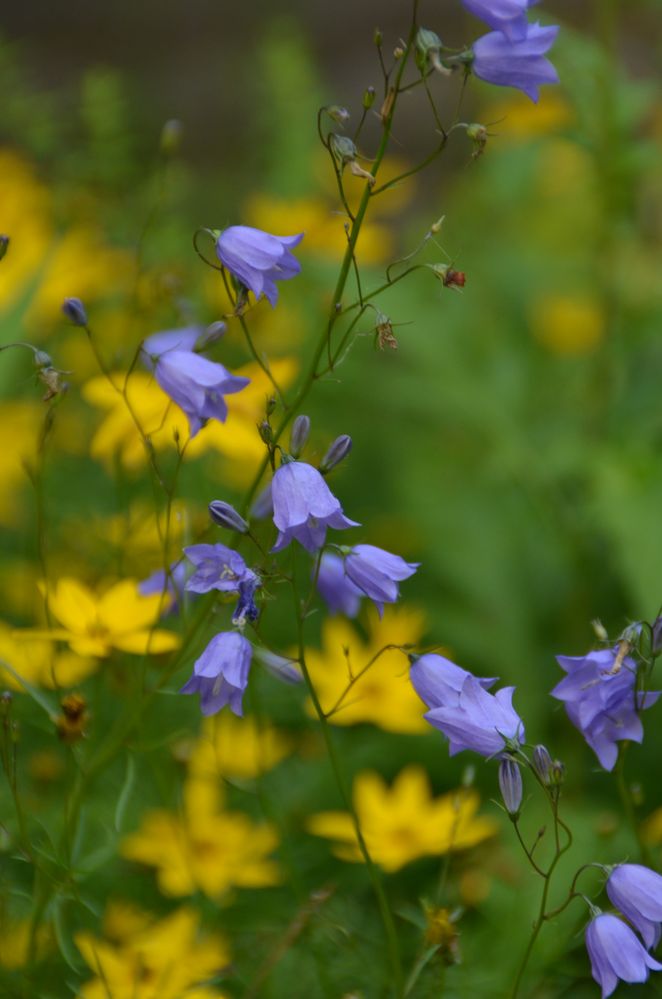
[324,105,351,127]
[498,758,523,817]
[320,434,352,473]
[415,27,450,75]
[208,500,249,534]
[289,414,311,458]
[532,744,553,785]
[0,235,9,261]
[61,297,88,327]
[195,321,227,350]
[428,263,466,289]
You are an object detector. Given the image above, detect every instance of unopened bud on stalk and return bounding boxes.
[0,235,9,261]
[498,758,522,817]
[550,760,566,787]
[208,500,249,534]
[374,28,383,47]
[160,118,183,156]
[325,105,350,127]
[289,415,311,458]
[466,122,488,158]
[258,419,273,445]
[393,46,405,59]
[416,27,450,75]
[532,745,553,784]
[591,618,609,642]
[363,86,376,109]
[195,321,226,350]
[61,297,88,327]
[428,263,466,289]
[320,434,352,473]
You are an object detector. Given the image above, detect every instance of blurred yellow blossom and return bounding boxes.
[83,358,297,479]
[121,777,280,899]
[642,807,662,846]
[0,622,96,690]
[188,714,293,788]
[75,903,230,999]
[26,578,180,657]
[308,767,498,873]
[0,401,42,527]
[530,294,605,355]
[0,917,51,968]
[482,92,572,140]
[0,149,131,329]
[304,606,428,733]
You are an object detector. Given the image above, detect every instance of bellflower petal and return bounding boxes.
[344,544,418,616]
[183,543,253,594]
[180,631,252,716]
[410,653,497,709]
[462,0,539,40]
[585,914,662,997]
[472,22,559,102]
[215,225,304,307]
[424,674,524,758]
[316,553,362,617]
[606,865,662,949]
[271,461,358,553]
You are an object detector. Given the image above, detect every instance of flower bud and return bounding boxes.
[428,263,466,289]
[550,760,566,787]
[208,500,249,534]
[266,396,277,417]
[374,28,383,47]
[466,122,488,158]
[33,350,53,370]
[591,618,609,642]
[195,321,227,350]
[160,118,183,156]
[330,133,358,166]
[0,235,9,261]
[393,46,405,59]
[258,419,273,445]
[374,311,398,351]
[415,27,449,75]
[289,414,311,458]
[325,105,350,127]
[363,86,376,109]
[61,297,88,327]
[498,758,522,817]
[532,745,553,784]
[320,434,352,473]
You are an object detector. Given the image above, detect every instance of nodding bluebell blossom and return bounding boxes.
[606,865,662,949]
[471,22,559,102]
[462,0,539,40]
[551,647,660,771]
[232,573,261,625]
[215,225,304,307]
[343,544,419,616]
[411,654,524,758]
[184,543,260,623]
[316,552,363,618]
[585,913,662,997]
[142,328,250,438]
[180,631,252,716]
[271,460,358,553]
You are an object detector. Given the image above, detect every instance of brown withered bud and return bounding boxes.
[374,312,398,351]
[423,904,461,965]
[55,693,89,743]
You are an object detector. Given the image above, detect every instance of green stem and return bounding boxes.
[615,744,652,865]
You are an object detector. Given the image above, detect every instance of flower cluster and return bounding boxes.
[464,0,559,102]
[551,646,660,771]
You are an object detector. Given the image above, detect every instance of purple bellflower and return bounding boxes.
[585,913,662,998]
[410,652,497,707]
[180,630,252,717]
[411,654,523,758]
[551,647,660,771]
[472,22,559,102]
[184,543,261,623]
[271,460,358,553]
[215,225,304,307]
[606,865,662,949]
[142,328,250,438]
[344,544,419,616]
[462,0,539,41]
[316,552,363,617]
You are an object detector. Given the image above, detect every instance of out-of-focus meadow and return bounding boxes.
[1,1,661,996]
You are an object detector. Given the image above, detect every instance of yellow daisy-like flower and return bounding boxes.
[308,766,498,873]
[0,622,96,690]
[75,903,231,999]
[25,578,180,657]
[304,606,428,733]
[188,713,293,785]
[120,778,281,900]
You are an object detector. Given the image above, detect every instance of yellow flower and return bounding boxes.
[530,294,605,355]
[481,92,572,140]
[0,401,42,527]
[0,622,96,690]
[307,766,498,873]
[304,606,428,733]
[642,807,662,846]
[188,713,293,786]
[120,779,281,900]
[83,358,297,480]
[75,903,231,999]
[0,917,50,968]
[26,578,180,657]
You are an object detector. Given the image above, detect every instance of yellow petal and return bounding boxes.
[111,629,180,655]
